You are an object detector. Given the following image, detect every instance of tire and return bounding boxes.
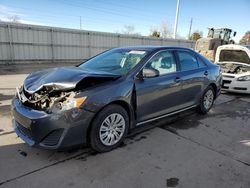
[198,86,215,114]
[90,104,129,152]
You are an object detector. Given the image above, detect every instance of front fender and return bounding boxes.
[80,79,134,113]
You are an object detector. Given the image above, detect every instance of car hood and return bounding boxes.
[217,61,250,67]
[23,66,120,93]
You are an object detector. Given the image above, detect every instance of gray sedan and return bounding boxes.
[12,46,222,152]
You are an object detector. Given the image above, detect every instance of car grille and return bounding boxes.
[223,75,235,79]
[41,129,64,146]
[16,122,33,139]
[222,80,232,89]
[234,87,247,91]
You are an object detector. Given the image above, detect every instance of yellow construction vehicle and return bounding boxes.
[195,28,236,62]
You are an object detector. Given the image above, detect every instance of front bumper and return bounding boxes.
[11,98,95,150]
[222,76,250,94]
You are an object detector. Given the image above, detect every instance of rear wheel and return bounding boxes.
[198,86,215,114]
[90,104,129,152]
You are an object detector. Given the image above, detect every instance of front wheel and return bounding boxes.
[90,104,129,152]
[198,86,215,114]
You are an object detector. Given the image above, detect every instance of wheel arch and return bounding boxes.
[86,99,135,144]
[209,83,217,98]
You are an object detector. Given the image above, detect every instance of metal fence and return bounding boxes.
[0,22,195,64]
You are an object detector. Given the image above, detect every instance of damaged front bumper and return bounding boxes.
[11,97,95,150]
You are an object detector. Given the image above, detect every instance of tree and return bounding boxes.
[239,31,250,45]
[121,25,140,35]
[7,15,21,23]
[150,30,160,38]
[159,21,173,38]
[150,20,175,39]
[189,31,203,41]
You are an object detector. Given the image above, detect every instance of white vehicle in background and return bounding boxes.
[215,44,250,94]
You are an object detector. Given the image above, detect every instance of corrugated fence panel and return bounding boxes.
[0,44,10,60]
[0,26,8,43]
[120,36,142,46]
[0,22,195,64]
[90,33,118,48]
[144,38,162,45]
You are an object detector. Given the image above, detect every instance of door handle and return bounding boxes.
[204,71,209,76]
[175,77,181,83]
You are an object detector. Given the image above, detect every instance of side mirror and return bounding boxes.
[142,68,159,78]
[233,32,237,37]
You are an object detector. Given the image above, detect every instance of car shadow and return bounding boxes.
[221,91,250,98]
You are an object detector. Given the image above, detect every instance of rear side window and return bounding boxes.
[197,56,207,68]
[177,51,199,71]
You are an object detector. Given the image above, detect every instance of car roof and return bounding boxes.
[115,46,192,52]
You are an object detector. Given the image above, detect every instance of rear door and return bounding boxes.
[175,50,209,107]
[135,50,183,123]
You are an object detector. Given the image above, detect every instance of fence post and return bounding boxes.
[50,28,54,63]
[87,32,91,58]
[117,34,121,47]
[178,40,181,47]
[7,24,14,64]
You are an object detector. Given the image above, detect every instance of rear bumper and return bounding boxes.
[11,98,95,150]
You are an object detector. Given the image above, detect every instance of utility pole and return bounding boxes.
[80,16,82,30]
[173,0,180,39]
[188,18,193,39]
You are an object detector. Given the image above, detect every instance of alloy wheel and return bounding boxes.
[99,113,126,146]
[203,89,214,110]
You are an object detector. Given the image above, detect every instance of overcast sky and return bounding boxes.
[0,0,249,42]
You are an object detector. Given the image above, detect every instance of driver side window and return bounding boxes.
[145,51,177,76]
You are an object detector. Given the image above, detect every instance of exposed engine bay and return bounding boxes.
[16,67,120,113]
[219,63,250,74]
[17,86,80,113]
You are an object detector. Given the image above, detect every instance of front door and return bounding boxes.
[135,50,183,123]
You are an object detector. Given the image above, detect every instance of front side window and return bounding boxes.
[145,51,177,76]
[177,51,199,71]
[79,49,149,75]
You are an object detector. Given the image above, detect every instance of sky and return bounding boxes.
[0,0,249,42]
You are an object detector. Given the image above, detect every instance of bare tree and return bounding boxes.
[8,15,20,23]
[159,21,173,38]
[121,24,141,36]
[150,20,174,39]
[122,25,135,34]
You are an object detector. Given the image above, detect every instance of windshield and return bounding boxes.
[213,30,224,39]
[246,45,250,50]
[79,49,149,75]
[219,50,250,64]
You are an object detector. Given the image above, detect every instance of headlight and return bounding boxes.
[61,96,87,111]
[237,76,250,81]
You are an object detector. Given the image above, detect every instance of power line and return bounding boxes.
[57,0,171,23]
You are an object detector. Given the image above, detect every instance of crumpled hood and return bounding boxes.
[23,66,120,93]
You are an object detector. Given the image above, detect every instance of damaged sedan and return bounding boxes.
[12,46,222,152]
[215,44,250,93]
